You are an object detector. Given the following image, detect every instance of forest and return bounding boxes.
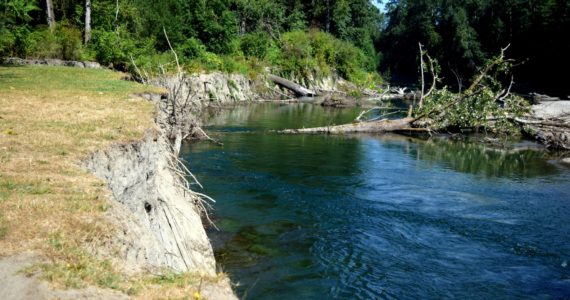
[1,0,569,95]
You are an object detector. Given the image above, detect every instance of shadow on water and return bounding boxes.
[182,103,570,299]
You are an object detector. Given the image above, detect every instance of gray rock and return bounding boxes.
[83,61,101,69]
[154,72,260,105]
[46,59,64,66]
[63,60,84,68]
[2,57,103,70]
[532,101,570,121]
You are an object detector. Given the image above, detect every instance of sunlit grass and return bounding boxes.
[0,65,229,298]
[0,65,222,297]
[0,65,158,258]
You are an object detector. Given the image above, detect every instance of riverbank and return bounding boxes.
[0,65,235,299]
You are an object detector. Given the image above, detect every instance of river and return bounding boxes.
[181,103,570,299]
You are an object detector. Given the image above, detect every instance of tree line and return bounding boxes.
[381,0,570,96]
[1,0,568,95]
[0,0,383,87]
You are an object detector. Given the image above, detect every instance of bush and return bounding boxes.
[278,30,316,78]
[177,38,206,62]
[240,32,270,59]
[334,38,367,81]
[9,26,34,57]
[28,27,60,58]
[269,30,380,87]
[88,27,155,70]
[89,30,125,66]
[0,24,84,61]
[55,25,82,60]
[200,52,223,70]
[0,28,16,57]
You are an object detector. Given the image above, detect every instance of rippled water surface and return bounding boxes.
[181,103,570,299]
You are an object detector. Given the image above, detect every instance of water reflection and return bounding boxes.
[182,103,570,299]
[201,103,561,179]
[204,102,364,131]
[353,134,560,179]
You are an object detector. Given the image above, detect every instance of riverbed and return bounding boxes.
[181,103,570,299]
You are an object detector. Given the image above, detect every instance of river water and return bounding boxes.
[181,103,570,299]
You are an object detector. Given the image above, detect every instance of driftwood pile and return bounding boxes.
[270,48,570,151]
[522,101,570,150]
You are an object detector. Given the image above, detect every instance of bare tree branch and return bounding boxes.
[418,43,425,108]
[163,27,182,78]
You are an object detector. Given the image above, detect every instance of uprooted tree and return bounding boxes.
[280,45,569,150]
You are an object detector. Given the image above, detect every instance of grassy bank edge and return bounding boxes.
[0,65,228,298]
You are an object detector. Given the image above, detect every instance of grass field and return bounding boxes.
[0,65,217,297]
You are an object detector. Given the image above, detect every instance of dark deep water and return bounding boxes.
[181,103,570,299]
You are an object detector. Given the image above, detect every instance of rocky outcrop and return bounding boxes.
[2,57,101,69]
[154,72,260,105]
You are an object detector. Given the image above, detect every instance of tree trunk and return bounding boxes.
[268,74,316,97]
[278,117,417,134]
[84,0,92,44]
[325,0,331,33]
[46,0,55,32]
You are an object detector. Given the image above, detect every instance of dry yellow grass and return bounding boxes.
[0,65,158,257]
[0,65,159,256]
[0,65,225,298]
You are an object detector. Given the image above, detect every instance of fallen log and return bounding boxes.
[268,74,316,97]
[278,117,415,134]
[522,101,570,149]
[524,123,570,150]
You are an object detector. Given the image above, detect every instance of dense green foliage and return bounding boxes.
[416,51,530,134]
[2,0,568,94]
[0,0,383,86]
[382,0,570,95]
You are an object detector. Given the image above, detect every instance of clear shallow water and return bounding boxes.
[181,103,570,299]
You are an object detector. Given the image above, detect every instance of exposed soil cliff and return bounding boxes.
[0,62,236,298]
[84,132,216,275]
[83,84,237,298]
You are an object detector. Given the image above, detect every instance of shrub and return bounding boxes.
[0,24,84,61]
[334,38,367,80]
[0,28,16,57]
[279,30,316,78]
[55,25,82,61]
[269,30,380,87]
[220,55,249,74]
[200,51,223,70]
[10,26,34,57]
[177,38,206,62]
[240,32,271,59]
[88,27,150,70]
[28,27,60,58]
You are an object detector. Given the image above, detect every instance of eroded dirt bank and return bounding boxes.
[0,64,236,299]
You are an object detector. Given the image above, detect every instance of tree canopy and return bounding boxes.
[381,0,570,95]
[1,0,568,94]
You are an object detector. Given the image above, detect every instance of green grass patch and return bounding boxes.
[0,178,52,195]
[0,65,157,96]
[0,215,7,239]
